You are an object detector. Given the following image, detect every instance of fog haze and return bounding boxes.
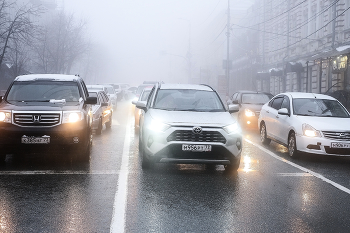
[63,0,253,86]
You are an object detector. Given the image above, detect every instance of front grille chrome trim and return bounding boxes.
[12,111,62,127]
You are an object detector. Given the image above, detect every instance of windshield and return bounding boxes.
[241,93,273,104]
[293,98,350,117]
[7,81,81,103]
[153,89,225,112]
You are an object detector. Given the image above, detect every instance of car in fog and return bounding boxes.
[88,90,113,135]
[86,84,117,110]
[259,92,350,158]
[228,90,273,129]
[0,74,97,162]
[135,83,242,171]
[132,87,152,131]
[133,84,154,102]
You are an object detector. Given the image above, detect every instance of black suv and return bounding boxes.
[0,74,97,162]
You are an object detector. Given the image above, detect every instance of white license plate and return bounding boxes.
[331,142,350,148]
[182,144,212,152]
[21,136,50,144]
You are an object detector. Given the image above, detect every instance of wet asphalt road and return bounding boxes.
[1,100,350,232]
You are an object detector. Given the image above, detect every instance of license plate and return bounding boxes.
[182,144,211,152]
[21,136,50,144]
[331,142,350,148]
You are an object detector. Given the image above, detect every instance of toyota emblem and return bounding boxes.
[192,126,202,134]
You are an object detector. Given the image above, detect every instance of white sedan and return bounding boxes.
[258,92,350,158]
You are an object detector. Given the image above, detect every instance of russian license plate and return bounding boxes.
[182,144,212,152]
[21,136,50,144]
[331,142,350,148]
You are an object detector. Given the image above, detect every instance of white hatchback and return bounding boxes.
[258,92,350,158]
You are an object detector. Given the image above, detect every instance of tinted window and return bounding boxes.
[271,97,284,110]
[241,93,273,104]
[293,98,350,117]
[7,81,81,103]
[153,89,225,112]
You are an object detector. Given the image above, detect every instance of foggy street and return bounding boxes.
[1,100,350,232]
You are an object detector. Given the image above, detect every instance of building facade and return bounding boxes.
[229,0,350,96]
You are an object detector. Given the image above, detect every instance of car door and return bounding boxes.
[274,95,291,144]
[139,86,155,144]
[263,96,284,140]
[100,92,110,125]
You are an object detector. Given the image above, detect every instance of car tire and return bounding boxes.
[260,122,271,145]
[77,134,92,163]
[106,115,112,129]
[0,154,6,164]
[96,118,103,135]
[288,132,299,158]
[139,138,153,170]
[225,157,241,171]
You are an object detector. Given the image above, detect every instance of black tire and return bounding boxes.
[0,154,6,164]
[77,135,92,163]
[225,157,241,171]
[288,132,299,158]
[260,122,271,145]
[106,115,112,129]
[139,138,153,169]
[96,118,102,135]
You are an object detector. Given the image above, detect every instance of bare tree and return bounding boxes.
[33,10,89,74]
[0,0,39,73]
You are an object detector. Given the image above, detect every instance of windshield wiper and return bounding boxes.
[17,100,50,102]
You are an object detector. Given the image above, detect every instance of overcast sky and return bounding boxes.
[62,0,254,86]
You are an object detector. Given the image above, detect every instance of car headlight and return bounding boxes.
[223,122,241,134]
[147,119,170,132]
[62,111,84,123]
[0,111,11,123]
[245,109,255,117]
[302,124,321,137]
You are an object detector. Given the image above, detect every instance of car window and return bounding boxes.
[146,87,155,108]
[270,97,284,110]
[101,92,109,103]
[231,93,238,102]
[140,90,151,101]
[153,89,225,112]
[7,81,81,103]
[89,92,99,104]
[241,93,272,104]
[293,98,350,117]
[280,96,290,112]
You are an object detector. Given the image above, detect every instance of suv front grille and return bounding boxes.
[167,130,226,144]
[13,113,61,127]
[322,131,350,141]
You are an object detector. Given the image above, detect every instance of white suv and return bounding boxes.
[135,83,242,171]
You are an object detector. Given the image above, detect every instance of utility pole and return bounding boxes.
[226,0,230,94]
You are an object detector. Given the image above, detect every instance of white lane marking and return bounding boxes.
[245,138,350,195]
[110,115,131,233]
[0,170,121,175]
[277,173,313,177]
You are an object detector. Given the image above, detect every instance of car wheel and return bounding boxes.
[288,132,299,158]
[77,134,92,163]
[225,157,241,171]
[139,137,153,169]
[260,122,271,145]
[106,115,112,129]
[0,154,6,164]
[96,118,103,135]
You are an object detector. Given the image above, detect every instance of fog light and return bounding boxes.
[247,121,251,124]
[236,139,242,150]
[147,136,154,147]
[73,137,79,143]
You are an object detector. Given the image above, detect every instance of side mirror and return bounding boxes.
[101,102,108,107]
[132,100,137,105]
[135,101,147,111]
[228,104,239,113]
[85,96,97,104]
[232,100,239,104]
[278,108,289,116]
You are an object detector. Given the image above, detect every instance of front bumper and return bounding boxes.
[296,134,350,156]
[0,121,90,154]
[143,126,242,165]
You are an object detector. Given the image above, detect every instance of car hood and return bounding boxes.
[149,109,236,127]
[296,115,350,131]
